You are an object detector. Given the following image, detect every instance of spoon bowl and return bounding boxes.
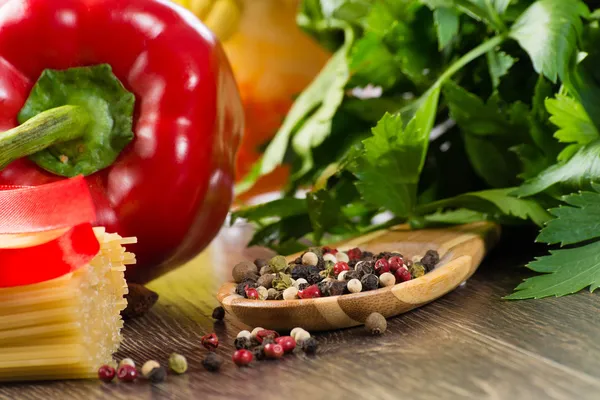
[217,221,500,331]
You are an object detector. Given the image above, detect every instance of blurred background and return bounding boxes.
[172,0,330,199]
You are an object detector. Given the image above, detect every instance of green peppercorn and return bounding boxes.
[409,261,426,278]
[269,255,288,273]
[365,312,387,335]
[202,353,223,372]
[273,272,293,290]
[168,353,188,375]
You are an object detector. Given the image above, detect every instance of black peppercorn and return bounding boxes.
[348,259,358,268]
[345,270,361,281]
[317,280,332,296]
[301,337,318,354]
[306,273,322,285]
[375,252,393,260]
[252,345,266,361]
[362,251,374,259]
[420,250,440,272]
[234,336,252,350]
[212,306,225,320]
[329,281,346,296]
[355,261,374,276]
[202,353,223,372]
[235,280,257,297]
[298,283,310,291]
[294,257,302,264]
[147,366,167,383]
[291,265,310,280]
[361,274,379,291]
[307,265,321,275]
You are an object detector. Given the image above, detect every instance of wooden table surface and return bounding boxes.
[1,223,599,400]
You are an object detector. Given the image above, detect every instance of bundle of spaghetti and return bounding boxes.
[0,227,136,381]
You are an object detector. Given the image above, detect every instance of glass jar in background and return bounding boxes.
[172,0,330,199]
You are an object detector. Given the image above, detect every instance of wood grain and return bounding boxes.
[0,222,599,400]
[217,221,500,330]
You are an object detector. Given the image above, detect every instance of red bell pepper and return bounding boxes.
[0,0,244,283]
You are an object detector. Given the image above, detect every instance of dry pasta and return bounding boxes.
[0,227,135,381]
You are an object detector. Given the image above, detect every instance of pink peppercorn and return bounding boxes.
[98,365,116,382]
[347,248,362,261]
[245,285,259,300]
[256,329,279,343]
[333,262,350,276]
[275,336,296,353]
[374,258,390,274]
[201,333,219,351]
[298,284,322,299]
[264,343,284,359]
[232,349,253,366]
[395,267,412,283]
[322,246,338,255]
[117,365,138,382]
[388,256,404,273]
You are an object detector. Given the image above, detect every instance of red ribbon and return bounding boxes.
[0,177,100,287]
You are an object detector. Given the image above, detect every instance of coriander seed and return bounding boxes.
[203,353,223,372]
[347,278,362,293]
[212,306,225,320]
[365,312,387,335]
[142,360,161,378]
[260,265,273,276]
[379,272,396,287]
[254,258,268,269]
[283,286,299,300]
[257,274,275,289]
[232,261,259,283]
[169,353,188,374]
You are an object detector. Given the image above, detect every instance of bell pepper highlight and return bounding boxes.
[0,0,244,283]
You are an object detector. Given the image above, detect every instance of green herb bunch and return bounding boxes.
[235,0,600,299]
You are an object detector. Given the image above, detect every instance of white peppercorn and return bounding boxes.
[290,327,304,338]
[169,353,188,374]
[293,278,308,288]
[412,255,422,263]
[336,252,350,263]
[302,251,319,266]
[323,253,337,263]
[293,329,311,343]
[338,270,348,281]
[283,286,299,300]
[347,279,362,293]
[142,360,160,378]
[256,286,268,300]
[379,272,396,287]
[237,330,252,339]
[251,327,265,338]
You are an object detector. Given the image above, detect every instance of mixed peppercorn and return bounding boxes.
[233,247,440,300]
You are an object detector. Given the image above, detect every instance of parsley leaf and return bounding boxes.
[433,7,460,49]
[546,93,599,148]
[537,185,600,246]
[230,199,307,225]
[417,188,551,226]
[487,49,516,88]
[509,0,589,83]
[514,140,600,197]
[506,240,600,299]
[350,88,440,217]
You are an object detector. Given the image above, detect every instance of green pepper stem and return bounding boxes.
[0,105,91,169]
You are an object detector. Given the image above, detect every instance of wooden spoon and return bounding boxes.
[217,221,500,331]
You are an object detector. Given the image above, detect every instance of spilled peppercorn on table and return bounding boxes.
[1,222,600,400]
